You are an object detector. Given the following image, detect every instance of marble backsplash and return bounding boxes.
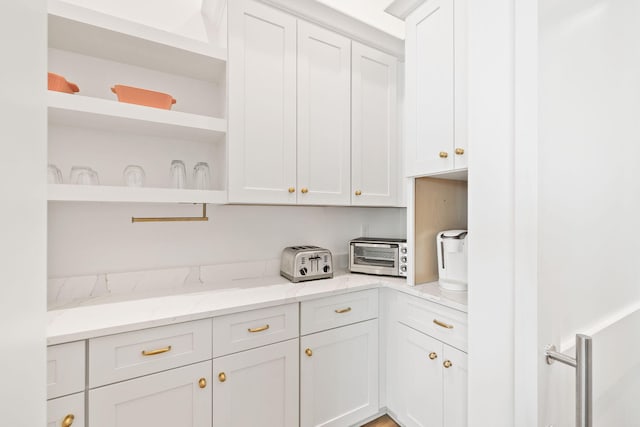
[48,253,349,309]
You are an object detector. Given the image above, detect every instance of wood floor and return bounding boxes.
[361,414,400,427]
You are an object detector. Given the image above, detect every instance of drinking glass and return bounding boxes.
[47,164,63,184]
[123,165,145,187]
[70,166,99,185]
[193,162,211,190]
[169,160,186,189]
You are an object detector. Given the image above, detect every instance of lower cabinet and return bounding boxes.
[300,319,379,427]
[88,361,212,427]
[394,323,467,427]
[48,392,85,427]
[212,338,299,427]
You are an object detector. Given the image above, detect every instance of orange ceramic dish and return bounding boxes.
[48,72,79,94]
[111,85,177,110]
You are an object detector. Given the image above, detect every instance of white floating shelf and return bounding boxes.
[48,0,227,82]
[48,91,226,143]
[48,184,228,204]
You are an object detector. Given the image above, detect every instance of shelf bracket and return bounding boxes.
[131,203,209,223]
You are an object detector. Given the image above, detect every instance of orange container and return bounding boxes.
[111,85,177,110]
[48,72,79,94]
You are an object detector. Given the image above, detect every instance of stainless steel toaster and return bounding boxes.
[280,246,333,283]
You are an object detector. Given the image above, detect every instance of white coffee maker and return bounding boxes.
[436,230,468,291]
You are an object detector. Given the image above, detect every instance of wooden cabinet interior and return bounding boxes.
[414,177,468,284]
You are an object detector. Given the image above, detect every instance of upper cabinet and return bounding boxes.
[46,0,228,204]
[228,0,402,206]
[405,0,468,177]
[352,42,399,206]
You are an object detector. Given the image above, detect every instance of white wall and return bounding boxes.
[0,0,47,424]
[49,203,406,277]
[538,0,640,425]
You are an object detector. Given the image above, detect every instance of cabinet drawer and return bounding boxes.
[300,289,378,335]
[212,303,298,357]
[89,319,212,388]
[396,292,467,352]
[47,341,85,399]
[48,392,85,427]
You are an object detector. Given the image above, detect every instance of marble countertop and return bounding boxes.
[47,272,468,345]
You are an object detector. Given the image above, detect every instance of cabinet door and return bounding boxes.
[48,392,85,427]
[395,323,443,427]
[297,21,351,205]
[88,361,211,427]
[405,0,454,176]
[443,345,468,427]
[300,319,379,427]
[351,42,398,206]
[228,0,297,204]
[212,339,299,427]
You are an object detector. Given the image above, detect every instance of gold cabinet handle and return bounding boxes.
[218,372,226,382]
[334,307,352,314]
[429,352,438,360]
[305,348,313,357]
[433,319,454,329]
[288,187,295,193]
[455,148,465,155]
[301,187,309,194]
[61,414,74,427]
[439,151,449,158]
[443,360,453,369]
[248,324,270,333]
[355,190,362,196]
[198,378,207,389]
[141,345,172,356]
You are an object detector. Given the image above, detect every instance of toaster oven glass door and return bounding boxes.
[351,243,399,275]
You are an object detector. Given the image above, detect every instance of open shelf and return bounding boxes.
[48,184,228,204]
[48,0,227,82]
[48,91,226,143]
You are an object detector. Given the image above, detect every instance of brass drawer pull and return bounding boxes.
[248,324,270,333]
[62,414,75,427]
[288,187,295,193]
[429,352,438,360]
[455,148,465,155]
[305,348,313,357]
[433,319,454,329]
[439,151,449,158]
[443,360,453,369]
[334,307,352,314]
[141,345,172,356]
[198,378,207,389]
[355,190,362,196]
[218,372,227,382]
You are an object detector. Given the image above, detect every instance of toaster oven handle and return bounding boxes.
[352,243,395,248]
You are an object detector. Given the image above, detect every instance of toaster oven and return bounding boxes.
[349,238,407,277]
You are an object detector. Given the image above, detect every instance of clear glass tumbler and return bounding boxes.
[70,166,99,185]
[123,165,145,187]
[193,162,211,190]
[47,164,63,184]
[169,160,187,189]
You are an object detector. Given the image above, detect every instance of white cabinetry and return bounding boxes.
[212,339,299,427]
[89,361,212,427]
[300,290,380,427]
[47,0,227,204]
[48,392,85,427]
[352,42,399,206]
[405,0,467,177]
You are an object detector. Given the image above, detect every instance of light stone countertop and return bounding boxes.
[47,272,467,346]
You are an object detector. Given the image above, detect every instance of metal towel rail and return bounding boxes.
[545,334,593,427]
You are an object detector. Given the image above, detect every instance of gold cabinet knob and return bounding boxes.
[218,372,226,382]
[439,151,449,158]
[288,187,295,193]
[62,414,75,427]
[198,378,207,389]
[455,148,465,155]
[429,352,438,360]
[301,187,309,194]
[354,190,362,196]
[443,360,453,369]
[305,348,313,357]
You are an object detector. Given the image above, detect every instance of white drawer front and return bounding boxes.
[48,392,85,427]
[396,292,467,352]
[300,289,378,335]
[47,341,85,399]
[212,303,298,357]
[89,319,212,388]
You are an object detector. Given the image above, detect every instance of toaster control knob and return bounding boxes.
[400,265,407,272]
[300,267,308,276]
[401,256,407,263]
[323,265,330,273]
[401,247,408,254]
